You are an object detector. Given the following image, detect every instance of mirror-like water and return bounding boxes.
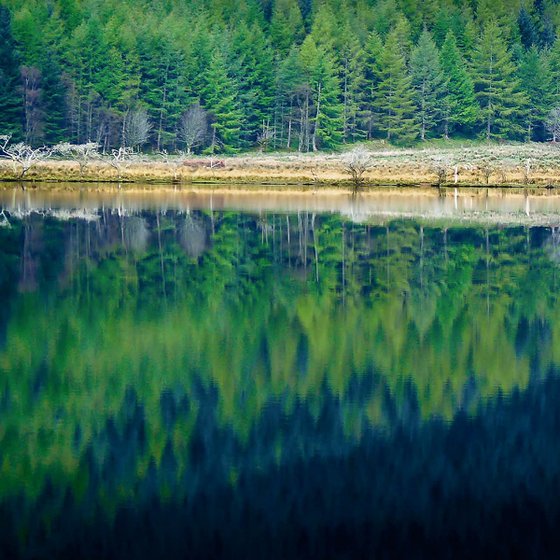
[1,190,560,558]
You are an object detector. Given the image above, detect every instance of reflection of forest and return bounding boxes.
[1,211,560,558]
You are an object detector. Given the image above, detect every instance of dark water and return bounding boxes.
[1,200,560,558]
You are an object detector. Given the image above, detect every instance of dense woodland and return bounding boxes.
[2,0,560,152]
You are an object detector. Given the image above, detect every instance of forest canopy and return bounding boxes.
[2,0,560,152]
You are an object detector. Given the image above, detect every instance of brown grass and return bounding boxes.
[2,143,560,189]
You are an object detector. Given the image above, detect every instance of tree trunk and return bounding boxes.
[312,82,321,152]
[157,63,169,152]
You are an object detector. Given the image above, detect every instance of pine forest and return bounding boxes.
[2,0,560,153]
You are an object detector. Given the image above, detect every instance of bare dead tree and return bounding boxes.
[342,147,374,191]
[205,156,225,171]
[123,108,152,150]
[54,142,100,176]
[256,120,275,152]
[0,135,53,179]
[157,149,188,182]
[108,146,134,181]
[546,107,560,142]
[177,103,208,154]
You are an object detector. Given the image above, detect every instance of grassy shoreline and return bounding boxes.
[2,142,560,189]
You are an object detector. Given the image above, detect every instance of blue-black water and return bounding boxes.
[1,196,560,559]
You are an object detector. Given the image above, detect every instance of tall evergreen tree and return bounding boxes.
[393,15,413,61]
[0,7,23,138]
[138,23,187,150]
[270,0,305,53]
[312,47,344,149]
[519,46,553,141]
[201,47,243,152]
[518,6,538,49]
[232,22,275,147]
[439,30,478,137]
[338,31,366,143]
[546,38,560,104]
[40,49,67,144]
[410,29,445,140]
[375,31,419,144]
[296,36,343,151]
[273,46,302,149]
[360,31,384,139]
[472,21,528,140]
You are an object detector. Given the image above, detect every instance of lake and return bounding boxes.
[1,188,560,559]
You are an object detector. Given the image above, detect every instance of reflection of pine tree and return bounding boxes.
[1,211,560,535]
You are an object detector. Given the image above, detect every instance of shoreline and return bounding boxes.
[2,143,560,189]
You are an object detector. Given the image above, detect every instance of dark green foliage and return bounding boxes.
[518,46,553,140]
[231,22,275,147]
[201,47,243,152]
[375,31,419,144]
[40,50,67,144]
[439,31,478,137]
[518,6,539,49]
[472,21,528,140]
[360,31,384,139]
[410,29,445,140]
[0,7,23,139]
[1,0,559,150]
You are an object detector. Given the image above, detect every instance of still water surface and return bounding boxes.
[1,190,560,558]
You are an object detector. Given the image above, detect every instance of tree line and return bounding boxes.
[2,0,560,152]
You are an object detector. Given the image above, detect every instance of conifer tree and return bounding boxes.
[270,0,305,53]
[393,15,413,61]
[312,48,344,149]
[183,25,213,103]
[232,22,275,147]
[274,46,302,149]
[439,31,478,137]
[139,24,187,150]
[360,31,384,139]
[375,31,419,144]
[519,46,553,141]
[64,19,105,142]
[296,36,343,151]
[472,21,528,140]
[309,1,337,50]
[40,49,67,144]
[0,7,23,138]
[410,29,445,140]
[201,48,243,152]
[546,39,560,104]
[518,6,538,49]
[454,10,477,59]
[339,32,366,143]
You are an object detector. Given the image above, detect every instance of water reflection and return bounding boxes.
[3,186,560,224]
[1,200,560,558]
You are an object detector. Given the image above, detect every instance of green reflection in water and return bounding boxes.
[0,210,559,522]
